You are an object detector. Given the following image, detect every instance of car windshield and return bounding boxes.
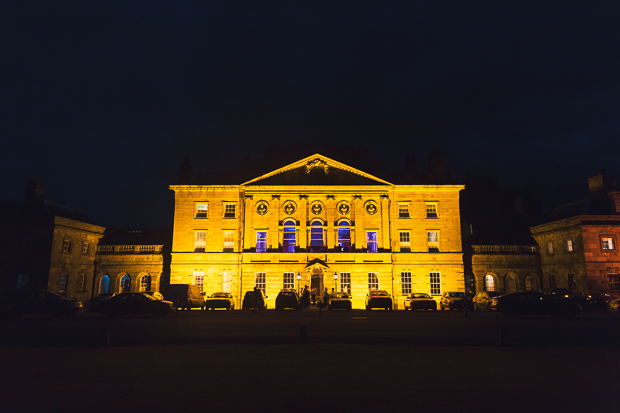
[413,293,431,298]
[211,293,229,298]
[449,292,465,297]
[370,290,389,296]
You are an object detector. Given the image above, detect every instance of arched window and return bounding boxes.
[120,274,131,293]
[505,274,517,294]
[283,220,296,253]
[484,274,495,292]
[100,275,110,294]
[337,221,351,251]
[310,220,324,252]
[525,275,538,291]
[140,274,151,291]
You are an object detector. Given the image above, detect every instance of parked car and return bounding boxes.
[440,292,473,311]
[404,293,437,311]
[365,290,393,311]
[605,294,620,313]
[88,292,115,312]
[163,284,205,310]
[0,289,80,318]
[472,291,502,311]
[97,292,174,317]
[144,291,165,301]
[495,291,582,318]
[242,289,267,311]
[204,292,235,310]
[328,292,352,311]
[275,289,301,310]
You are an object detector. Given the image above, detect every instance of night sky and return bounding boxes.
[2,1,619,228]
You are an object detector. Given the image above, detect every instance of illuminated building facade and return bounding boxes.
[530,173,620,294]
[170,154,465,309]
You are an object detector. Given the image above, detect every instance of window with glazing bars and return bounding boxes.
[256,231,267,253]
[223,231,234,252]
[283,273,295,290]
[368,273,379,290]
[224,204,236,218]
[195,231,206,251]
[340,272,351,294]
[401,271,411,295]
[430,272,441,295]
[255,273,266,293]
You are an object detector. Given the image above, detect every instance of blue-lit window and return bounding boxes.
[120,275,131,293]
[283,220,296,253]
[140,275,151,291]
[256,231,267,253]
[310,220,324,252]
[337,221,351,251]
[100,275,110,294]
[367,231,378,253]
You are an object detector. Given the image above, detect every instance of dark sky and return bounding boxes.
[2,1,619,228]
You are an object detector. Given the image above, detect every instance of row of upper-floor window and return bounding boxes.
[546,236,616,255]
[62,238,91,255]
[194,224,441,253]
[192,201,440,219]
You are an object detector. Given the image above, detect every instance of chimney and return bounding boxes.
[24,179,45,203]
[587,170,613,194]
[608,191,620,214]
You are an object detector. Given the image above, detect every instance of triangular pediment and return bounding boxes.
[242,154,392,186]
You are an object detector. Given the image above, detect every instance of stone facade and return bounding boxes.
[530,216,620,294]
[470,245,541,294]
[170,154,465,309]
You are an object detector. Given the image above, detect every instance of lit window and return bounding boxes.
[196,203,208,218]
[140,274,151,291]
[59,274,68,293]
[337,221,351,251]
[224,203,236,218]
[367,231,378,253]
[368,273,379,290]
[255,273,266,293]
[427,231,439,252]
[100,275,110,294]
[193,271,204,290]
[82,241,89,255]
[340,272,351,294]
[399,231,410,251]
[602,237,616,251]
[426,203,438,218]
[525,275,538,291]
[401,271,412,295]
[223,231,234,252]
[484,274,495,292]
[78,274,86,291]
[547,242,554,254]
[283,220,296,253]
[608,273,619,292]
[398,203,410,218]
[62,238,72,253]
[430,272,441,295]
[256,231,267,253]
[565,239,573,252]
[283,272,295,290]
[310,220,324,252]
[120,275,131,293]
[195,231,206,251]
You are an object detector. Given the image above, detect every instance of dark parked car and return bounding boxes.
[88,292,115,312]
[440,292,473,311]
[97,292,174,317]
[328,292,352,311]
[242,290,267,311]
[472,291,502,311]
[495,291,582,318]
[365,290,393,311]
[404,293,437,311]
[163,284,205,310]
[205,292,235,310]
[0,289,80,318]
[275,289,301,310]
